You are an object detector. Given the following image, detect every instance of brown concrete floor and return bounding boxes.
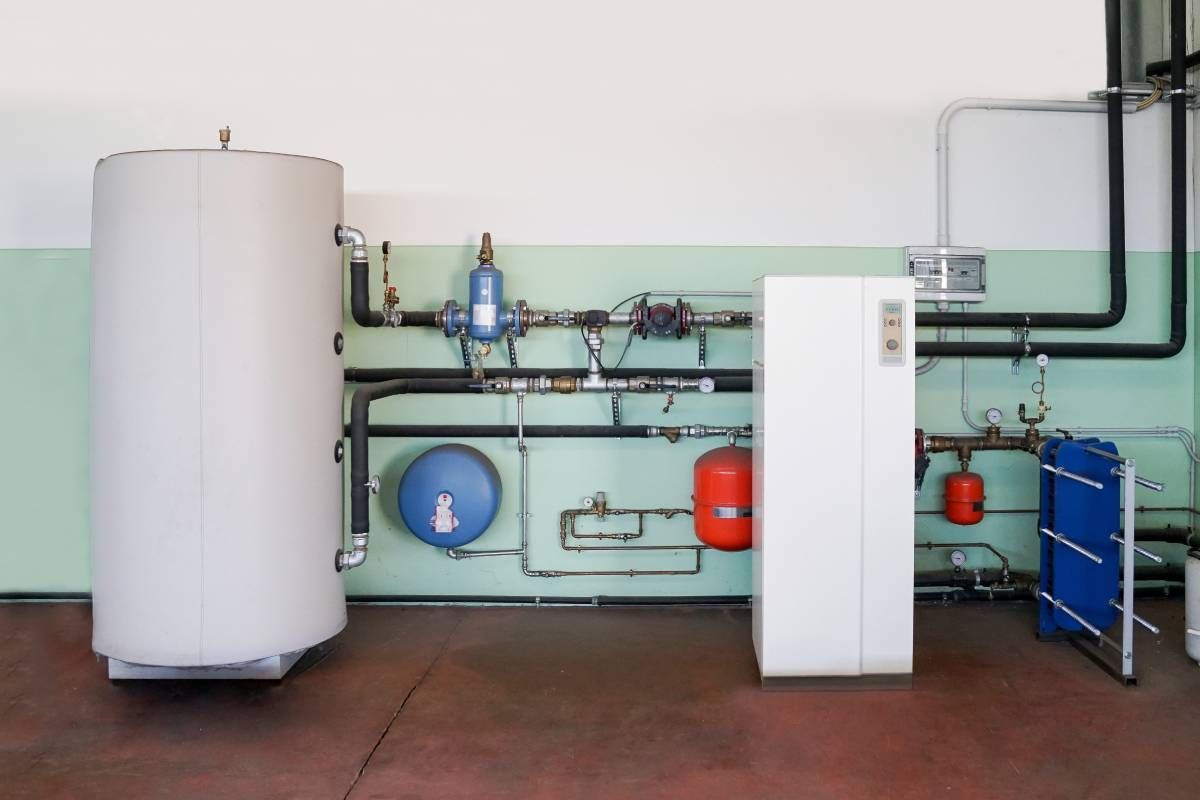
[1,600,1199,800]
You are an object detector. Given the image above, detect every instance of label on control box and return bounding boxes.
[879,300,905,366]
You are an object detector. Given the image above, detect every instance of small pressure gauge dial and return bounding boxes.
[949,549,968,569]
[985,407,1002,425]
[1036,353,1049,367]
[697,377,716,394]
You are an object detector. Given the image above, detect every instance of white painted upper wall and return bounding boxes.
[0,0,1187,250]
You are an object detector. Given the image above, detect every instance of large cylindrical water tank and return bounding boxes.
[90,149,346,667]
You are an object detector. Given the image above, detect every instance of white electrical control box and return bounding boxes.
[752,275,915,688]
[905,246,986,304]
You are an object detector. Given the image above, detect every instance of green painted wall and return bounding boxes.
[1,247,1193,595]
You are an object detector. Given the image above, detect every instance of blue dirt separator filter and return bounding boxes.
[467,231,504,342]
[397,444,503,548]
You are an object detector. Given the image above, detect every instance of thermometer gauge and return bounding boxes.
[949,549,968,569]
[985,407,1002,425]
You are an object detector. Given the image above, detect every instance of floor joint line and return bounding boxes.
[342,613,464,800]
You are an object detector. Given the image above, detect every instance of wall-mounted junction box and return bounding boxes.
[905,246,986,305]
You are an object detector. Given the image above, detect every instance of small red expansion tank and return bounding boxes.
[944,471,985,525]
[693,445,753,551]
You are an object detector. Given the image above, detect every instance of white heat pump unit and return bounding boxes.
[752,275,915,688]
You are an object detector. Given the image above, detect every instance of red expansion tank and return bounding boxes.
[944,471,985,525]
[693,445,753,551]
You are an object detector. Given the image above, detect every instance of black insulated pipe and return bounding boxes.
[348,378,483,537]
[349,257,384,327]
[345,367,751,381]
[918,0,1186,359]
[917,0,1127,331]
[350,424,657,438]
[397,310,439,327]
[1146,51,1200,76]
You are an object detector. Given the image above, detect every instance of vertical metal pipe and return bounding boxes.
[517,392,531,574]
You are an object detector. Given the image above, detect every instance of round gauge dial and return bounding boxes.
[949,549,968,568]
[1036,353,1049,367]
[985,407,1002,425]
[697,377,716,394]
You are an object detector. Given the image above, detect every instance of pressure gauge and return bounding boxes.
[697,377,716,394]
[949,549,968,569]
[1036,354,1049,367]
[985,407,1002,425]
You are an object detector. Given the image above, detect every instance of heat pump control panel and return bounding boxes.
[905,246,986,304]
[879,300,905,366]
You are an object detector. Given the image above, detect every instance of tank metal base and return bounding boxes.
[760,673,912,691]
[107,649,306,680]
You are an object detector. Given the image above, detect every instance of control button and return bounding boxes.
[886,339,899,351]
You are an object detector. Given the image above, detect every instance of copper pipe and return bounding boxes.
[925,425,1044,470]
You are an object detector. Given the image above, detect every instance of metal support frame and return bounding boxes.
[1042,447,1165,686]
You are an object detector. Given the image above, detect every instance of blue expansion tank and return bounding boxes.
[397,444,503,548]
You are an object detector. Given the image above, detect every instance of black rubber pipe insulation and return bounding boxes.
[348,379,483,536]
[1146,50,1200,76]
[396,310,439,326]
[349,256,384,327]
[918,0,1186,359]
[345,367,751,392]
[348,424,661,438]
[346,367,750,381]
[915,2,1127,330]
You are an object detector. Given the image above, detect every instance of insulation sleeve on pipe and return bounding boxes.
[348,379,484,537]
[350,258,384,327]
[397,310,439,327]
[348,424,656,438]
[918,0,1186,359]
[916,5,1127,330]
[1146,50,1200,76]
[345,367,751,381]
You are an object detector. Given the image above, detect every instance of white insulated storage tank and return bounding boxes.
[90,149,347,677]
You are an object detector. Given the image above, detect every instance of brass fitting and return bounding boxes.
[478,232,494,265]
[550,376,577,394]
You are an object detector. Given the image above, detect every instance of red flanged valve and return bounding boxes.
[944,470,985,526]
[693,445,753,551]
